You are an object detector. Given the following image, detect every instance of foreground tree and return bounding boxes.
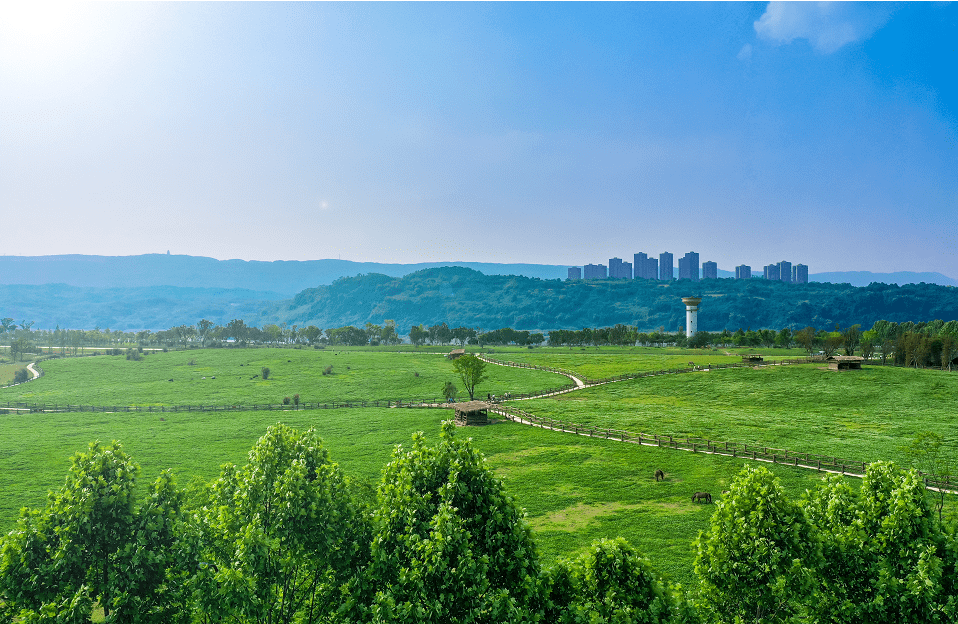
[805,462,958,623]
[360,422,542,623]
[194,424,369,624]
[0,442,191,622]
[545,537,693,623]
[452,353,487,400]
[694,465,821,623]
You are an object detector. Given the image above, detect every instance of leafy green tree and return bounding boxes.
[302,325,323,345]
[545,537,690,623]
[381,320,400,345]
[409,324,428,346]
[775,327,792,349]
[842,324,862,355]
[904,433,955,524]
[452,353,487,400]
[805,462,958,623]
[196,318,214,346]
[694,465,821,624]
[194,424,368,624]
[442,381,457,401]
[0,442,191,622]
[362,422,542,623]
[794,326,818,355]
[821,331,844,358]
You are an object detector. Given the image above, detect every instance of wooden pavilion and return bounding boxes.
[826,355,865,371]
[453,401,490,426]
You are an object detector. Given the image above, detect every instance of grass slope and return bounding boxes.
[486,346,807,379]
[513,363,958,466]
[0,348,568,406]
[0,405,829,588]
[2,348,955,589]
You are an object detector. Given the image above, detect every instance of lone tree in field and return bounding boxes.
[452,353,487,400]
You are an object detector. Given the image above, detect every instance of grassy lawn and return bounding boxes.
[0,404,837,588]
[483,346,807,380]
[511,363,958,467]
[0,348,569,406]
[2,347,955,590]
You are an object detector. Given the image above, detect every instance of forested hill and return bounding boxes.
[274,267,958,333]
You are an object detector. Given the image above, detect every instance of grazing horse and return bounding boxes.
[692,491,712,503]
[654,469,665,482]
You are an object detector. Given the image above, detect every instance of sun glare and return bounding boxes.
[0,2,137,80]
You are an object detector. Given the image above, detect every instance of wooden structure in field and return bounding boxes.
[453,401,490,426]
[447,349,466,359]
[826,355,864,371]
[742,354,764,364]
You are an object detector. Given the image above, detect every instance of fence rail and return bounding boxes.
[480,355,814,387]
[489,404,955,493]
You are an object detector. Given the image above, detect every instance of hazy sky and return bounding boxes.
[2,2,955,276]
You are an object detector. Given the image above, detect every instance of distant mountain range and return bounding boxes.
[1,254,955,292]
[2,255,956,331]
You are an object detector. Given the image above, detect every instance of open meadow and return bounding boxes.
[512,362,958,467]
[0,348,569,406]
[1,346,955,589]
[483,345,808,380]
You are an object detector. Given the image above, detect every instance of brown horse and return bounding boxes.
[692,491,712,503]
[654,469,665,482]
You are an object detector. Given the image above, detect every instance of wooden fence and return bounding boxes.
[479,355,815,386]
[489,404,956,493]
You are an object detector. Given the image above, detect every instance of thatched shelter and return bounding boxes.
[453,401,490,426]
[447,349,466,359]
[742,354,764,363]
[826,355,864,371]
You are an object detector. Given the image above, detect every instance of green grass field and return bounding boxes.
[1,347,954,588]
[0,404,828,587]
[0,348,569,406]
[512,363,958,467]
[483,346,808,380]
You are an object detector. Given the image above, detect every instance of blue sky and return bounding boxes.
[1,2,955,277]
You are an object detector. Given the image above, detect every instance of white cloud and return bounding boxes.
[754,2,895,54]
[737,43,753,62]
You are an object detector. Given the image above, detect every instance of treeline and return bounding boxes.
[276,266,958,333]
[2,423,955,623]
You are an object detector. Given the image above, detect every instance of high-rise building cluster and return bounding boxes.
[567,253,808,284]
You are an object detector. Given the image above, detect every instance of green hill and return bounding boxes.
[274,267,958,333]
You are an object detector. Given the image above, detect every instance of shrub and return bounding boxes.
[283,396,291,405]
[188,358,197,366]
[323,365,333,376]
[126,349,143,361]
[13,368,30,384]
[261,367,270,380]
[293,394,300,406]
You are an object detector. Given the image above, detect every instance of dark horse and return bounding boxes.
[654,469,665,481]
[692,491,712,503]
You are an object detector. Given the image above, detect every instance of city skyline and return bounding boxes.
[1,3,955,278]
[568,252,807,283]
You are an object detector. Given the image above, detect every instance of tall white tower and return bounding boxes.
[682,297,701,337]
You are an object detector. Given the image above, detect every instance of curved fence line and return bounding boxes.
[488,404,956,494]
[479,354,815,389]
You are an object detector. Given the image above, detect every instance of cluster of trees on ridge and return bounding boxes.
[4,267,958,333]
[273,266,958,334]
[4,314,958,371]
[1,422,955,623]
